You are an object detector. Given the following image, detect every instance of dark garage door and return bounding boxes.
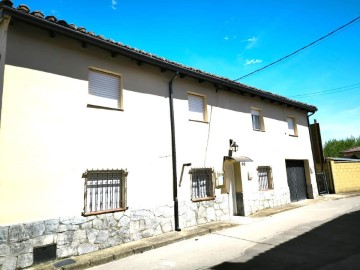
[286,160,307,202]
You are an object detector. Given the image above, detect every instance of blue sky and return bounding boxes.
[11,0,360,143]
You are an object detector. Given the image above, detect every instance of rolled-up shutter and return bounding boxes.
[88,69,121,109]
[188,94,205,121]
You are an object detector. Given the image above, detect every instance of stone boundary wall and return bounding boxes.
[0,195,229,270]
[328,160,360,193]
[237,187,291,216]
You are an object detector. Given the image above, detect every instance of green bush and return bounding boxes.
[323,135,360,158]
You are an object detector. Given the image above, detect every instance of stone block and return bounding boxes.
[9,225,29,243]
[57,245,77,258]
[1,256,16,270]
[130,233,142,241]
[129,220,140,234]
[32,235,55,247]
[0,244,10,256]
[206,207,216,221]
[10,241,33,255]
[141,229,154,238]
[72,230,87,244]
[160,221,172,233]
[60,217,88,225]
[92,219,106,230]
[44,219,60,234]
[118,215,130,228]
[105,216,117,228]
[0,227,9,244]
[107,236,122,247]
[117,227,129,236]
[94,230,109,244]
[113,212,124,221]
[131,210,154,221]
[86,229,98,244]
[80,221,93,230]
[77,243,99,255]
[17,253,33,268]
[57,231,74,246]
[24,222,45,238]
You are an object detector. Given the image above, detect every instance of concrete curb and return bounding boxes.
[28,221,238,270]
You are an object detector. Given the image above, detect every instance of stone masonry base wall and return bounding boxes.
[237,187,291,216]
[0,195,229,270]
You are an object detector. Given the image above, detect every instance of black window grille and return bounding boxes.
[189,168,214,200]
[258,166,273,190]
[82,169,127,216]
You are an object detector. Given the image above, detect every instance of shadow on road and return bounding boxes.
[210,210,360,270]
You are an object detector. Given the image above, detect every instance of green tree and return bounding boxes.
[323,135,360,158]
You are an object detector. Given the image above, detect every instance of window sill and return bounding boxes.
[191,196,216,202]
[82,207,127,216]
[189,119,209,124]
[87,104,123,111]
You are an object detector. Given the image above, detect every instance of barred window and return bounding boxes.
[258,166,273,190]
[82,169,127,216]
[189,168,215,201]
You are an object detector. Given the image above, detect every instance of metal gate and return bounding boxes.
[316,172,329,195]
[286,160,308,202]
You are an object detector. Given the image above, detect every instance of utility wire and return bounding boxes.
[289,82,360,98]
[234,16,360,81]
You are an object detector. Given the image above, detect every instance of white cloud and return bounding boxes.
[243,36,258,49]
[244,59,262,66]
[224,36,229,40]
[111,0,117,10]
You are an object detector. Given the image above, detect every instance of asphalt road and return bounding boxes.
[91,196,360,270]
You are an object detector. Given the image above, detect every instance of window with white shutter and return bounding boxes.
[251,108,265,131]
[88,68,122,110]
[287,116,298,136]
[188,93,207,122]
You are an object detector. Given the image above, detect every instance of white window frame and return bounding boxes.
[287,116,298,136]
[188,92,208,122]
[251,108,265,131]
[88,67,123,110]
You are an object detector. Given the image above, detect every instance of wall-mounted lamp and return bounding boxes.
[228,139,239,157]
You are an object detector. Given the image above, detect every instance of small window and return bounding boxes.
[88,68,123,110]
[188,93,207,122]
[287,117,298,136]
[258,166,273,190]
[189,168,215,201]
[82,169,127,216]
[251,108,265,131]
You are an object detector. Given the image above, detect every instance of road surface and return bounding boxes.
[91,196,360,270]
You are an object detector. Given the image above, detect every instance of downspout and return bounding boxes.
[169,72,181,231]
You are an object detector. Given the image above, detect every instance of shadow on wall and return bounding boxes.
[210,210,360,270]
